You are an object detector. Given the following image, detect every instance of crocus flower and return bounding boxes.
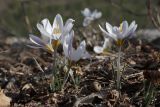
[94,38,111,54]
[63,30,90,62]
[99,20,137,46]
[81,8,102,27]
[29,34,54,53]
[37,14,74,48]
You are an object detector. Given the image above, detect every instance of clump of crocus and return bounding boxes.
[61,30,90,90]
[99,20,137,90]
[81,8,102,27]
[94,38,111,54]
[29,14,74,91]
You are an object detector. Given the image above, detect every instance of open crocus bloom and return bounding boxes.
[37,14,74,48]
[81,8,102,27]
[63,30,90,62]
[29,34,54,53]
[94,38,111,54]
[99,20,137,46]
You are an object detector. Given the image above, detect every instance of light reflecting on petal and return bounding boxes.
[106,22,113,34]
[99,25,117,41]
[29,34,45,46]
[41,18,52,35]
[37,23,51,38]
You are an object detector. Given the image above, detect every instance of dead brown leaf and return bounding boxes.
[0,90,11,107]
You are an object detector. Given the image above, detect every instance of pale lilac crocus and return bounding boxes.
[37,14,74,48]
[99,20,137,46]
[81,8,102,27]
[29,34,54,53]
[63,30,90,62]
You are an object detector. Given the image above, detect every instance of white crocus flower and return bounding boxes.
[99,20,137,46]
[28,34,54,53]
[63,30,90,62]
[81,8,102,27]
[37,14,74,48]
[94,38,111,54]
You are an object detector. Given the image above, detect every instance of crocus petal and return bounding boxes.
[94,46,104,54]
[99,25,117,41]
[63,31,74,59]
[52,14,63,39]
[103,38,110,49]
[126,21,137,38]
[29,34,45,46]
[106,22,113,34]
[127,21,136,33]
[83,17,93,27]
[37,23,51,38]
[112,27,123,39]
[121,21,128,37]
[94,12,102,19]
[81,8,91,17]
[27,44,43,49]
[53,14,63,30]
[71,41,86,62]
[128,24,138,38]
[41,18,52,35]
[63,41,69,57]
[60,19,74,43]
[63,19,74,36]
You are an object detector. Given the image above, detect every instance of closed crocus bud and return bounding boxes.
[28,34,54,53]
[63,30,90,62]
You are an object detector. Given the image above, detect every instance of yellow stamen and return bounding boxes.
[53,28,61,34]
[119,23,123,32]
[46,44,54,52]
[53,22,61,35]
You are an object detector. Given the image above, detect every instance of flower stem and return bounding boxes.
[50,49,58,91]
[116,46,121,90]
[61,60,72,92]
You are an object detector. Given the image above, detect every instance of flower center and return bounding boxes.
[53,28,61,35]
[53,22,61,35]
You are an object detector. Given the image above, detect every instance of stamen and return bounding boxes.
[52,21,61,35]
[46,44,54,52]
